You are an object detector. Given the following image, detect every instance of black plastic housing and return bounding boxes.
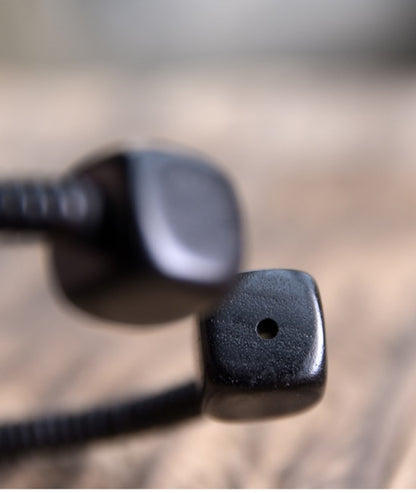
[51,147,242,325]
[199,269,326,420]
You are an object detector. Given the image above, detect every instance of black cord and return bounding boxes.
[0,180,103,235]
[0,381,202,459]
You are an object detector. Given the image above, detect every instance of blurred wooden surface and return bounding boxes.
[0,63,416,488]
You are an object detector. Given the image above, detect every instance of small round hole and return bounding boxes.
[256,318,279,339]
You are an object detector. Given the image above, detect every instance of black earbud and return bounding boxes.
[199,269,326,420]
[0,268,326,456]
[0,146,242,325]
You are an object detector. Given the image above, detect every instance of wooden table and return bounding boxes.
[0,63,416,487]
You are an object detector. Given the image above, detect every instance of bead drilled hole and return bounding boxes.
[256,318,279,339]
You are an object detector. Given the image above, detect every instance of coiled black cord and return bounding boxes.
[0,381,202,458]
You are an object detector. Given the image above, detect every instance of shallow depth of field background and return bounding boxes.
[1,0,416,487]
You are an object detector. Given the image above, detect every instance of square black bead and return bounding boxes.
[52,148,241,325]
[198,269,326,420]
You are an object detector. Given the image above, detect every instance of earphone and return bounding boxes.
[0,145,242,325]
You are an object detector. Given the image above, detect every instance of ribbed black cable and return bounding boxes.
[0,180,103,235]
[0,381,202,458]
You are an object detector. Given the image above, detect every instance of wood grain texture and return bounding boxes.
[0,64,416,488]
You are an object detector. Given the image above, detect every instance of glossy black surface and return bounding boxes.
[199,269,326,420]
[51,147,242,325]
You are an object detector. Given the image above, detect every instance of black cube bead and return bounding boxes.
[199,269,326,420]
